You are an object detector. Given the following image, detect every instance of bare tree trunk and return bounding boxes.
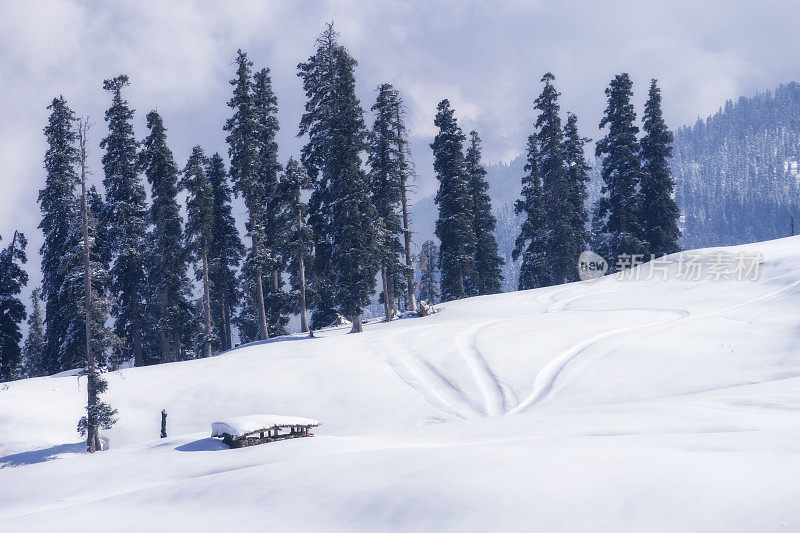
[250,211,269,340]
[298,252,308,333]
[399,139,416,312]
[221,281,232,350]
[202,249,212,358]
[296,189,309,333]
[381,265,392,321]
[132,302,143,367]
[159,289,169,362]
[350,315,363,333]
[387,265,396,315]
[79,121,99,453]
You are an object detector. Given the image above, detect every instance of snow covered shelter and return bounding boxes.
[211,414,320,448]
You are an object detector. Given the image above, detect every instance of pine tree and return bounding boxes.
[22,288,45,377]
[298,23,379,333]
[139,110,194,363]
[535,73,576,284]
[464,131,504,295]
[431,99,475,301]
[418,240,440,305]
[182,146,216,358]
[368,83,410,319]
[514,135,551,289]
[100,75,148,366]
[206,153,243,351]
[640,79,680,257]
[0,232,27,381]
[593,73,647,266]
[280,157,314,333]
[52,121,117,375]
[39,96,80,375]
[225,50,269,341]
[253,67,289,337]
[563,112,591,255]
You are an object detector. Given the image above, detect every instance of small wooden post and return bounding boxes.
[160,409,167,438]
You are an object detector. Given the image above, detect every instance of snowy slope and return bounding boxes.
[3,237,800,531]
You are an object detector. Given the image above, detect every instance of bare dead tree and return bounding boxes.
[396,103,416,313]
[78,118,101,453]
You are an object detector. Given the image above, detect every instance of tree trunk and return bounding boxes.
[387,265,396,314]
[399,152,416,312]
[270,269,280,332]
[381,265,392,321]
[202,249,212,358]
[250,211,269,340]
[296,187,309,333]
[298,252,308,333]
[159,289,169,363]
[160,409,167,438]
[221,281,232,351]
[350,315,363,333]
[132,302,143,367]
[80,121,99,453]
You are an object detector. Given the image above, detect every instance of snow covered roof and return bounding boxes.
[211,414,320,438]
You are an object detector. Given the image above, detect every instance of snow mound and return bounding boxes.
[211,414,320,438]
[4,236,800,531]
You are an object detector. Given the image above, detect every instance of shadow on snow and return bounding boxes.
[0,441,86,468]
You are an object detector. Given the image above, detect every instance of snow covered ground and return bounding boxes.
[3,237,800,532]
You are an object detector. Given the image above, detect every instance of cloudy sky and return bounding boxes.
[3,0,800,296]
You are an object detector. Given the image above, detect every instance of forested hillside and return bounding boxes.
[673,82,800,249]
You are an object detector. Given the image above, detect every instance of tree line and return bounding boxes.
[0,26,680,445]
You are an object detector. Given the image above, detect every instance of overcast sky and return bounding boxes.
[4,0,800,298]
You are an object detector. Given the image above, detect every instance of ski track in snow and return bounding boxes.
[510,276,800,414]
[453,319,509,416]
[386,273,800,420]
[386,325,482,419]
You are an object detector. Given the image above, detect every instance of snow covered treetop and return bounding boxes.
[211,414,320,438]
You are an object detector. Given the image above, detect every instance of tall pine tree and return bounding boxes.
[464,130,504,295]
[280,157,314,333]
[298,23,379,333]
[535,73,576,284]
[139,110,194,363]
[225,50,269,340]
[368,83,410,319]
[563,112,591,255]
[640,79,680,257]
[431,99,475,301]
[0,232,27,381]
[39,96,80,375]
[181,146,216,358]
[514,134,551,289]
[206,153,243,351]
[253,67,289,337]
[101,75,148,366]
[593,73,646,266]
